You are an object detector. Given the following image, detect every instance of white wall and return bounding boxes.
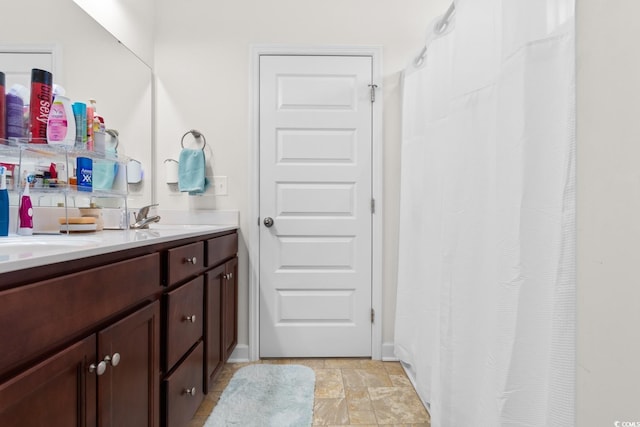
[576,1,640,425]
[154,0,450,353]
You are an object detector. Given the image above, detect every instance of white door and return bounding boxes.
[259,55,373,357]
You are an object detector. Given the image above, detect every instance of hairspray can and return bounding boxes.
[0,72,6,140]
[29,68,53,144]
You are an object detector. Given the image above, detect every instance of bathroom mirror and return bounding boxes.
[72,0,155,70]
[0,0,153,208]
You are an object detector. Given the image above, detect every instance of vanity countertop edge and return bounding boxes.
[0,225,238,276]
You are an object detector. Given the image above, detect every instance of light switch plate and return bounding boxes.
[211,176,228,195]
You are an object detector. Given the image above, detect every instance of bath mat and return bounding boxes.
[204,364,315,427]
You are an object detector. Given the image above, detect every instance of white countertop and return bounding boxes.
[0,209,239,275]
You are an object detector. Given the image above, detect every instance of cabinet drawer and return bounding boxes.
[164,342,204,427]
[0,253,160,377]
[166,276,203,371]
[206,233,237,267]
[166,241,204,286]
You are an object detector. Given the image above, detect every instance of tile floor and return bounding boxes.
[188,358,430,427]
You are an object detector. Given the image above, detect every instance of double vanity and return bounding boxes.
[0,222,238,427]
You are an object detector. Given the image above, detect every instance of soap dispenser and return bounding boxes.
[0,166,8,236]
[18,174,34,236]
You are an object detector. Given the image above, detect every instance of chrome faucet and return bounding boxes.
[130,204,161,229]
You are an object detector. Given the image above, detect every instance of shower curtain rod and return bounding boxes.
[414,2,456,66]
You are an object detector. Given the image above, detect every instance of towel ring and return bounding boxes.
[181,129,207,150]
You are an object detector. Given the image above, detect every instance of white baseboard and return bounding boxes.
[382,342,398,361]
[227,343,395,363]
[227,344,249,363]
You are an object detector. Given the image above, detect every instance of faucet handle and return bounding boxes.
[136,204,159,221]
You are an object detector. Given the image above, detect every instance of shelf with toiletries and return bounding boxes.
[0,138,130,232]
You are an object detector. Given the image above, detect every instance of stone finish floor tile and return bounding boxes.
[368,387,430,425]
[314,398,350,425]
[190,359,430,427]
[342,368,393,388]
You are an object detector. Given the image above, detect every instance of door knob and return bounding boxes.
[263,217,274,228]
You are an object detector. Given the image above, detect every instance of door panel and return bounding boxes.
[0,335,96,427]
[97,302,159,427]
[259,55,373,357]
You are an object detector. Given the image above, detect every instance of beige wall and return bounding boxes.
[577,1,640,425]
[154,0,450,352]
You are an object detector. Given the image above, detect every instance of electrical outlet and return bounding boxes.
[211,176,228,195]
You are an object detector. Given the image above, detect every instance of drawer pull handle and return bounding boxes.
[104,353,121,367]
[184,256,197,265]
[183,387,197,396]
[183,315,197,323]
[224,273,234,280]
[89,361,107,376]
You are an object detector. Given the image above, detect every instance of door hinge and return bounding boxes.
[371,308,375,324]
[368,84,378,103]
[371,198,375,214]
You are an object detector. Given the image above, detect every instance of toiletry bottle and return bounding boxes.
[6,84,27,139]
[86,105,94,150]
[18,173,33,235]
[72,102,87,148]
[0,71,6,140]
[29,68,53,144]
[0,166,8,236]
[46,95,76,147]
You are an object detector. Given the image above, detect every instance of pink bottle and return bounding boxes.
[18,174,33,235]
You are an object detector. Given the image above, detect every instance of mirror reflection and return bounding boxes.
[0,0,153,208]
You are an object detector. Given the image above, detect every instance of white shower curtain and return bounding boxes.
[395,1,575,426]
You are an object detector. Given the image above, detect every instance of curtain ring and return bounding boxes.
[181,129,207,150]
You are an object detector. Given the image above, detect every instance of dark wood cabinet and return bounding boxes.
[163,342,204,427]
[98,302,160,427]
[204,264,224,392]
[222,257,238,361]
[162,233,238,427]
[0,228,237,427]
[0,301,160,427]
[0,335,97,427]
[165,277,204,371]
[204,234,238,394]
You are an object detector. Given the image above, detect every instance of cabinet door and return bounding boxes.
[97,302,160,427]
[222,257,238,361]
[0,335,97,427]
[204,264,224,393]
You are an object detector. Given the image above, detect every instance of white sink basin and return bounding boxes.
[0,236,101,254]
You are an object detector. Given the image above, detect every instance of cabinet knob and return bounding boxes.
[183,256,197,265]
[104,353,121,367]
[89,361,107,376]
[224,272,233,280]
[183,387,197,396]
[183,315,197,323]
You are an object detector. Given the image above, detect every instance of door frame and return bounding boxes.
[248,45,384,361]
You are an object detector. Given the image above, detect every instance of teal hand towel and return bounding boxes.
[178,148,208,194]
[93,160,117,190]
